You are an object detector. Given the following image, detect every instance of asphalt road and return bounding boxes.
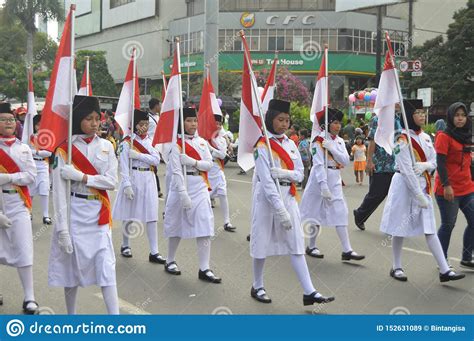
[0,161,472,315]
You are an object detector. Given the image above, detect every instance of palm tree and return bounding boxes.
[3,0,64,67]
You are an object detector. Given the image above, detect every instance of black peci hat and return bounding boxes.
[72,95,101,135]
[268,99,290,114]
[0,102,13,114]
[318,108,344,126]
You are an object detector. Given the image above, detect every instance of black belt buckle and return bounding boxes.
[279,181,292,186]
[2,189,18,194]
[71,192,99,200]
[186,171,200,176]
[132,167,150,171]
[33,157,44,161]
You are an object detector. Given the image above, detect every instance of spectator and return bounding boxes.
[343,119,355,142]
[298,129,311,189]
[351,135,367,185]
[288,124,299,145]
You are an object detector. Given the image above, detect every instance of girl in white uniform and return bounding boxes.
[300,109,365,261]
[48,95,120,314]
[250,99,334,306]
[28,114,52,225]
[112,109,166,264]
[163,108,221,283]
[380,99,465,283]
[208,114,236,232]
[0,102,39,314]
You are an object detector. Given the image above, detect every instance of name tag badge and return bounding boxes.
[290,149,298,160]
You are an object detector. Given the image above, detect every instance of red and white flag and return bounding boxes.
[309,48,328,142]
[38,5,76,152]
[78,59,92,96]
[153,48,181,146]
[260,57,277,114]
[374,46,399,155]
[237,33,263,172]
[115,49,140,137]
[21,68,38,144]
[198,71,221,141]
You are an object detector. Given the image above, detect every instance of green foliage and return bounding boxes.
[289,102,311,130]
[76,50,118,97]
[3,0,64,33]
[219,72,241,96]
[423,123,436,135]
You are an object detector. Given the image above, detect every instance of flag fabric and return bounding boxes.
[237,33,263,172]
[38,5,76,152]
[115,51,140,137]
[198,72,220,141]
[374,51,399,155]
[309,49,328,142]
[21,69,37,144]
[260,58,277,113]
[152,48,181,146]
[78,63,92,96]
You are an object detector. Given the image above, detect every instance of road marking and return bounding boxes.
[227,178,253,184]
[402,246,461,262]
[93,293,151,315]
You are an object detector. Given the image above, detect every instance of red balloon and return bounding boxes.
[357,92,365,100]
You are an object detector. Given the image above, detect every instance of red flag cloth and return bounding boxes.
[260,58,277,113]
[198,73,218,141]
[78,64,93,96]
[309,49,328,142]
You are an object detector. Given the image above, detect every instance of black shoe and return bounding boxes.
[164,261,181,275]
[43,217,52,225]
[303,292,335,306]
[390,268,408,282]
[305,247,324,259]
[22,300,39,315]
[439,270,465,282]
[198,269,222,283]
[460,260,474,269]
[224,223,236,232]
[341,251,365,261]
[353,210,365,230]
[250,287,271,303]
[158,192,163,198]
[149,253,166,264]
[120,246,132,258]
[246,234,250,242]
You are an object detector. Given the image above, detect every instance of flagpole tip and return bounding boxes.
[324,43,328,49]
[174,37,180,43]
[238,30,245,38]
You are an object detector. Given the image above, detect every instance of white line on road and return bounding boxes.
[227,178,253,184]
[93,293,151,315]
[402,246,461,262]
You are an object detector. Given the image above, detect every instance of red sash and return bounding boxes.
[57,142,112,226]
[123,137,156,172]
[177,138,211,190]
[314,136,343,169]
[209,140,225,171]
[0,149,32,211]
[256,137,297,197]
[400,134,431,194]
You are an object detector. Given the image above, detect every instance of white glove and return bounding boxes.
[178,190,192,210]
[270,167,292,180]
[129,149,140,160]
[414,162,431,176]
[58,230,73,254]
[0,174,11,186]
[320,184,332,200]
[124,186,134,200]
[60,165,84,182]
[415,193,429,208]
[180,154,196,167]
[322,139,336,153]
[0,213,12,229]
[37,150,51,158]
[276,208,292,230]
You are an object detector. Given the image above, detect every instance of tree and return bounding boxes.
[76,50,118,97]
[406,0,473,105]
[2,0,64,67]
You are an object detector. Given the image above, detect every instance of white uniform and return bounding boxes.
[250,134,305,259]
[208,135,227,198]
[48,135,118,288]
[112,134,160,222]
[0,138,36,267]
[28,137,51,196]
[380,130,437,237]
[300,132,350,227]
[164,135,214,239]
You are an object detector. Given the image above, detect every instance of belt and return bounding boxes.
[2,189,18,194]
[71,192,99,200]
[33,157,45,161]
[279,181,292,186]
[327,166,340,170]
[132,167,151,172]
[186,171,202,176]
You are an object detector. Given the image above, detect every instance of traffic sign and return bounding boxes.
[413,60,422,72]
[399,61,409,72]
[412,71,422,77]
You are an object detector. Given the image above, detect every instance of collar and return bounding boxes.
[0,135,17,147]
[135,133,147,140]
[177,133,196,140]
[73,134,97,144]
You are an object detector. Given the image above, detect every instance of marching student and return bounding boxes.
[48,95,120,314]
[163,107,221,283]
[250,99,334,305]
[208,114,236,232]
[28,114,53,225]
[300,109,365,261]
[0,102,39,314]
[380,99,465,283]
[112,109,166,264]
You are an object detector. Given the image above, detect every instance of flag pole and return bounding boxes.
[384,31,416,165]
[273,50,278,94]
[161,70,167,92]
[175,37,187,188]
[85,56,90,96]
[324,45,329,174]
[239,30,282,196]
[129,48,137,176]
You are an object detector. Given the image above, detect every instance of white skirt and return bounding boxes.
[208,163,227,197]
[29,160,50,196]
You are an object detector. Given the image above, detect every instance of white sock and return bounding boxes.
[64,286,78,315]
[101,285,119,315]
[196,237,211,271]
[426,234,450,273]
[17,266,35,302]
[219,195,230,225]
[146,221,159,255]
[40,195,49,218]
[252,258,265,289]
[392,236,404,270]
[308,225,319,249]
[121,221,130,248]
[290,255,316,295]
[167,237,181,268]
[335,225,352,253]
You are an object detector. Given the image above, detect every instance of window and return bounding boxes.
[110,0,135,9]
[268,37,284,51]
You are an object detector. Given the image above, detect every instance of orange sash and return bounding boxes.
[57,143,112,226]
[400,134,432,194]
[177,138,211,191]
[314,136,343,169]
[0,149,32,211]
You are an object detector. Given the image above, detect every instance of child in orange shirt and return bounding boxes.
[351,135,366,185]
